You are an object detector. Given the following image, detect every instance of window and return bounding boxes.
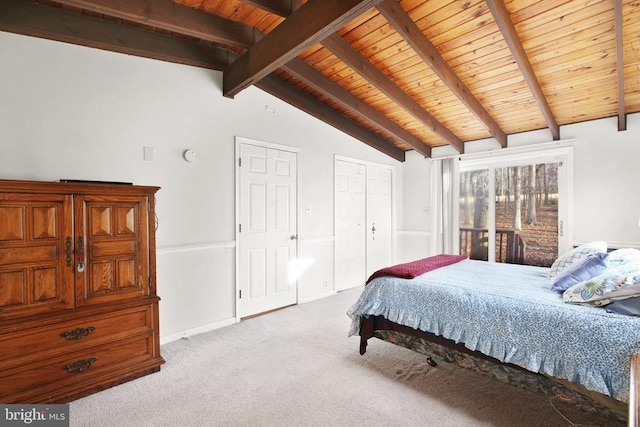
[455,145,573,265]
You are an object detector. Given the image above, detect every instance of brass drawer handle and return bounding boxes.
[62,357,97,374]
[60,326,96,340]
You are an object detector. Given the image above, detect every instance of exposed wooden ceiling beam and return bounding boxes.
[47,0,258,49]
[486,0,560,141]
[239,0,429,157]
[377,0,507,148]
[2,0,411,160]
[241,0,302,16]
[248,0,458,154]
[51,0,413,155]
[323,33,464,153]
[256,75,406,162]
[0,0,232,70]
[282,58,431,157]
[615,0,626,132]
[223,0,383,98]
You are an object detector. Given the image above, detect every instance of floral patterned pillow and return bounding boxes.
[562,261,640,306]
[548,241,607,278]
[608,248,640,268]
[550,252,610,293]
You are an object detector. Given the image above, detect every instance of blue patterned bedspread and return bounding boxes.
[347,259,640,402]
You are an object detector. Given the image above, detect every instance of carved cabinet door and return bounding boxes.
[0,193,74,318]
[74,195,150,307]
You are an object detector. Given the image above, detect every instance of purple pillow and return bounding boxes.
[551,252,610,293]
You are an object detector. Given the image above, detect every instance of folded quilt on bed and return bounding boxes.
[366,254,467,284]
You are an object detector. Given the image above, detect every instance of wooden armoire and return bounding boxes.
[0,179,164,403]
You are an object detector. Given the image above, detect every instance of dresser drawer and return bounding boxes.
[0,333,156,402]
[0,304,155,370]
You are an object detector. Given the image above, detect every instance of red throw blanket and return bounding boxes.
[366,254,467,284]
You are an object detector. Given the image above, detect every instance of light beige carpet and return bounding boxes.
[69,286,625,426]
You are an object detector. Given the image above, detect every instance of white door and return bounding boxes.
[334,160,366,291]
[334,159,393,289]
[365,165,392,277]
[238,142,297,318]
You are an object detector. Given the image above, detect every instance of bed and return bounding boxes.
[347,247,640,423]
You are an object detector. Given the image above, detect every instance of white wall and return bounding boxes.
[400,115,640,257]
[0,31,400,342]
[4,30,639,343]
[562,116,640,247]
[396,150,433,263]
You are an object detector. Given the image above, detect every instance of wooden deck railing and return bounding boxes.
[459,228,526,264]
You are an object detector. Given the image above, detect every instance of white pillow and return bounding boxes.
[608,248,640,267]
[548,241,607,278]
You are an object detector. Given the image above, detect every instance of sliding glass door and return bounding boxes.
[458,148,571,266]
[459,169,490,261]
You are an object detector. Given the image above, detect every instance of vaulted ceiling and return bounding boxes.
[1,0,638,161]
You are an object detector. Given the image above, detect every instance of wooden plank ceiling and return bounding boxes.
[1,0,638,162]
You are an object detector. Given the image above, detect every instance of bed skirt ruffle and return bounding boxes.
[373,329,627,423]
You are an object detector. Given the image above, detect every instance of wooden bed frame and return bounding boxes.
[631,354,640,426]
[358,315,635,424]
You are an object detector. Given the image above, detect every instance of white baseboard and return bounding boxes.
[160,317,237,345]
[161,290,347,345]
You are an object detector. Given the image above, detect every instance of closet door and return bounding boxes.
[365,165,392,277]
[334,160,366,291]
[335,159,393,290]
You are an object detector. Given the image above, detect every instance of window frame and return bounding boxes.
[454,144,574,260]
